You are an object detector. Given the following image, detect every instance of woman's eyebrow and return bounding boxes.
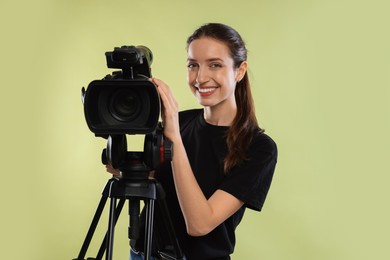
[187,58,224,62]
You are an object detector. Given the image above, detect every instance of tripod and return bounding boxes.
[74,176,185,260]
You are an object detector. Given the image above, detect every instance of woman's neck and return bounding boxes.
[203,103,237,126]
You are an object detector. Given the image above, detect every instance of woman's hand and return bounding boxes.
[150,78,181,143]
[106,164,121,177]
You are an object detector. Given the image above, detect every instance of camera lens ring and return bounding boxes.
[108,88,142,122]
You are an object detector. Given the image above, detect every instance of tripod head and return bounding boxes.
[102,123,172,180]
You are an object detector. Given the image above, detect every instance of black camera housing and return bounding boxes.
[83,79,160,135]
[82,46,160,135]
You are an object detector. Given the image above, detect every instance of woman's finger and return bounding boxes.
[151,78,178,112]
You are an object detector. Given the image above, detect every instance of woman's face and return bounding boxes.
[187,37,245,109]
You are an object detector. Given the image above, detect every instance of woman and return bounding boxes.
[109,23,277,260]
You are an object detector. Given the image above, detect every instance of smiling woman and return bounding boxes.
[107,23,278,260]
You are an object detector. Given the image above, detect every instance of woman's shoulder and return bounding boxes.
[251,131,278,157]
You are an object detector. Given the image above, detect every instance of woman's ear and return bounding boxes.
[236,61,248,82]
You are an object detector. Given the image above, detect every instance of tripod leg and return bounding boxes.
[105,196,118,260]
[129,198,141,244]
[155,182,185,259]
[144,199,155,260]
[75,193,108,260]
[95,198,125,260]
[158,198,184,259]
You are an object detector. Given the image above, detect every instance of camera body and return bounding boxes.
[83,45,160,135]
[82,45,171,175]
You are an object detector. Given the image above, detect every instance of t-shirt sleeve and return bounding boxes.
[218,133,278,211]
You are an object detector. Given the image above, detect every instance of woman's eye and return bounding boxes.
[210,63,222,68]
[187,63,198,69]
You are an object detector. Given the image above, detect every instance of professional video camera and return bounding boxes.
[81,45,172,179]
[76,46,183,260]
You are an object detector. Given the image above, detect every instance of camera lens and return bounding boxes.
[109,89,141,122]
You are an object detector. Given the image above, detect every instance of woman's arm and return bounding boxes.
[151,78,244,236]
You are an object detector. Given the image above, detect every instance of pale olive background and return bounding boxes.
[1,0,389,259]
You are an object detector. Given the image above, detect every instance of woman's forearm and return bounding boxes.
[170,138,243,236]
[170,138,215,236]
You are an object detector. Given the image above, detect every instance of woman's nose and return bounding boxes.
[195,66,209,85]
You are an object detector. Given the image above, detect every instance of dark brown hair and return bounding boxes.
[187,23,264,173]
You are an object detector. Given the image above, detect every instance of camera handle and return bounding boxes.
[74,177,185,260]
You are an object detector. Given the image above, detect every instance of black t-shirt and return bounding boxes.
[135,109,277,259]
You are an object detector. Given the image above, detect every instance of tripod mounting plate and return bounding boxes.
[105,178,158,200]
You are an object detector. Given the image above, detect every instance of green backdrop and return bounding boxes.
[1,0,389,259]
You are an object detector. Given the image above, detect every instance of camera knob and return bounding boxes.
[163,139,173,162]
